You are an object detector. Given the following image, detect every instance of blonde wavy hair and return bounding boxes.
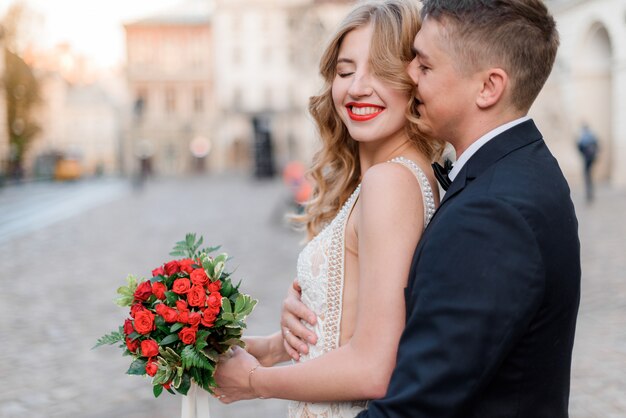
[297,0,444,239]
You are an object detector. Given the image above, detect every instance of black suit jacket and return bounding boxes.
[358,120,581,417]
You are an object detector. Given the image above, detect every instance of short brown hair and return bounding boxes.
[421,0,559,111]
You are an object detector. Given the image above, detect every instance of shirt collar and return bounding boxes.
[448,116,531,181]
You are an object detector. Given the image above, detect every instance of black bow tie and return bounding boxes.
[432,159,453,191]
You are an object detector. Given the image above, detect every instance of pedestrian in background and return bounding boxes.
[577,123,599,203]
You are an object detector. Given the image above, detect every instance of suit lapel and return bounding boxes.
[437,119,544,208]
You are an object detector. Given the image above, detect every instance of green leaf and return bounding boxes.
[234,294,245,313]
[177,372,192,395]
[165,291,178,305]
[202,349,219,362]
[181,345,214,371]
[153,384,164,398]
[115,275,139,307]
[92,329,124,349]
[173,373,182,389]
[170,322,184,333]
[127,358,147,375]
[160,333,180,346]
[222,298,232,314]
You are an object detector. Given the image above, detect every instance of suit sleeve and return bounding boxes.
[358,196,545,417]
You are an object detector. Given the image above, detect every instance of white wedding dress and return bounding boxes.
[287,157,436,418]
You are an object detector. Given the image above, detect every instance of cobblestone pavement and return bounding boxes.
[0,176,624,418]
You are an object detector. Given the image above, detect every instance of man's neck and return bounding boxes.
[451,111,527,158]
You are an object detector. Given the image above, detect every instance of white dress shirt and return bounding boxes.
[448,116,531,182]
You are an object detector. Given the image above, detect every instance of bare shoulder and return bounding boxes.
[360,162,424,212]
[361,160,422,197]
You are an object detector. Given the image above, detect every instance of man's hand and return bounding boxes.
[280,279,318,360]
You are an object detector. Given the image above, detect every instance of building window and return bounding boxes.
[165,88,176,114]
[193,87,204,113]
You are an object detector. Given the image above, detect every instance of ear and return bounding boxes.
[476,68,508,109]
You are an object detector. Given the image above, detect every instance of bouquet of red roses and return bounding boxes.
[94,234,257,398]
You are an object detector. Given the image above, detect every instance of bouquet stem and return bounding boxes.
[181,383,211,418]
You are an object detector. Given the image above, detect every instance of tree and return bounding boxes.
[3,49,40,178]
[1,2,41,179]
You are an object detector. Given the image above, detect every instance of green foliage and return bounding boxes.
[127,358,147,376]
[115,275,139,307]
[92,328,124,349]
[181,345,215,371]
[169,233,221,260]
[95,234,259,398]
[159,333,180,346]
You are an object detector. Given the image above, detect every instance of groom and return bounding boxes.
[282,0,581,416]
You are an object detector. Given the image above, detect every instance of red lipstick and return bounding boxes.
[346,102,385,121]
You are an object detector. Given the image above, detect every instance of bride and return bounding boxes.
[214,1,443,416]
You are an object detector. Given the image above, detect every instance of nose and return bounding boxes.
[347,72,374,98]
[407,57,419,85]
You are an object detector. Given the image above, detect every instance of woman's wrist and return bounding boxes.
[269,331,291,364]
[248,363,266,399]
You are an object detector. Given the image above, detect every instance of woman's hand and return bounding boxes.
[280,279,318,360]
[243,332,291,367]
[214,347,263,403]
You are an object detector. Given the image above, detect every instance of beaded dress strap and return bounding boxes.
[387,156,436,227]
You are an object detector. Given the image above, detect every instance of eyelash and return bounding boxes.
[337,72,354,78]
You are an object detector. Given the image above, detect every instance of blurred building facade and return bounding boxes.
[0,26,8,178]
[533,0,626,187]
[122,0,354,177]
[123,0,215,176]
[23,45,123,178]
[211,0,353,176]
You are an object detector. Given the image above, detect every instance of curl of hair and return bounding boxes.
[294,0,445,239]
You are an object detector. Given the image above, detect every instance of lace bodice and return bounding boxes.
[287,157,436,418]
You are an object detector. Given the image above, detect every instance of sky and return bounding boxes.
[0,0,183,68]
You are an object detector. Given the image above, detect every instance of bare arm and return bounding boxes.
[215,164,425,402]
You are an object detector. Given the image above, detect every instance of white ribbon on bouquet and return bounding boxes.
[181,383,211,418]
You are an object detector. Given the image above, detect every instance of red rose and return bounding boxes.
[201,308,218,327]
[130,303,147,318]
[140,339,159,358]
[172,278,191,294]
[126,337,139,353]
[207,280,221,293]
[188,312,202,327]
[190,269,209,286]
[163,382,172,390]
[152,282,167,300]
[178,311,190,324]
[178,327,197,345]
[176,300,189,312]
[164,260,180,276]
[134,310,155,335]
[179,259,195,274]
[151,266,165,277]
[134,281,153,302]
[187,285,207,307]
[145,360,158,377]
[123,319,134,335]
[207,292,222,309]
[155,303,179,323]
